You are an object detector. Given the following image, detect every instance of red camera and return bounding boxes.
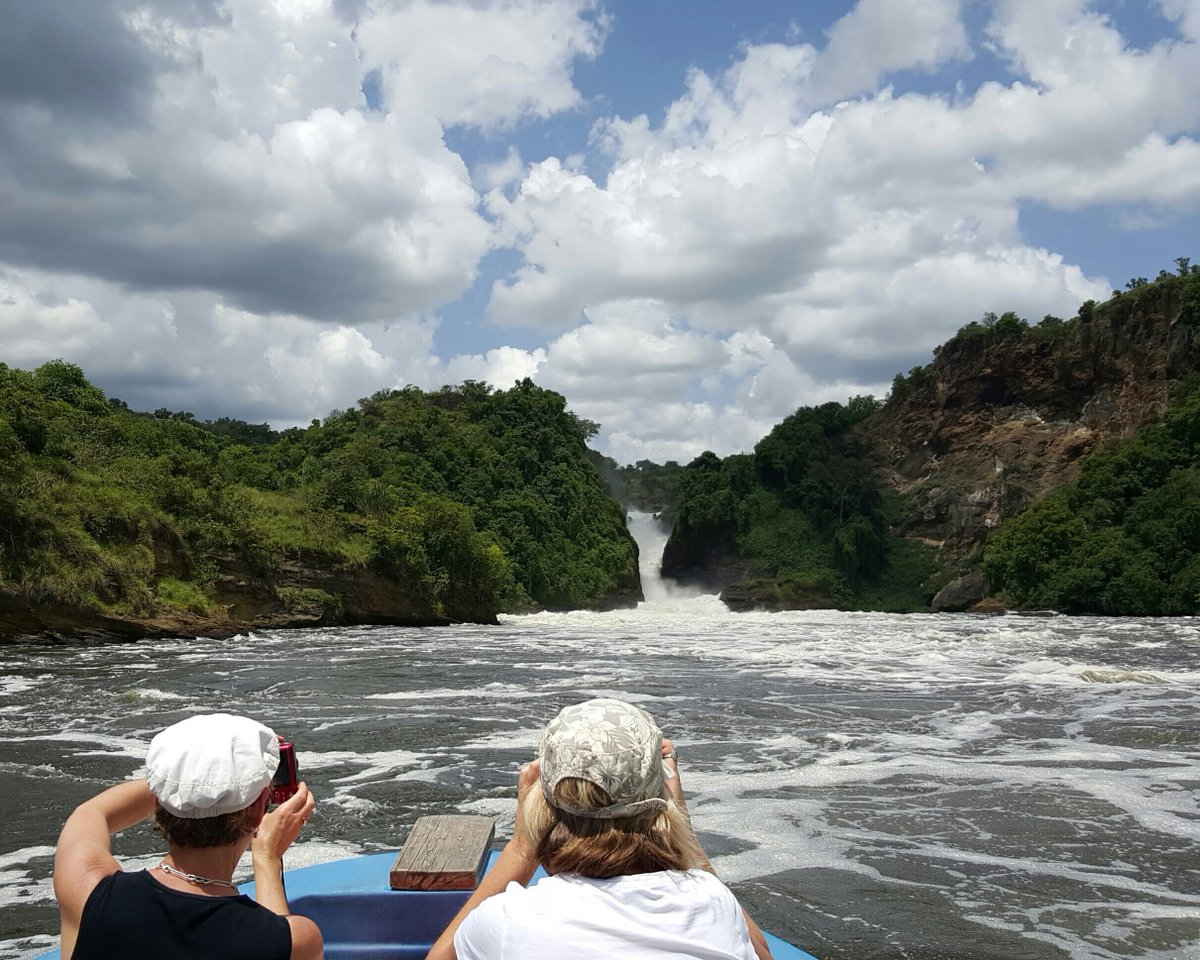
[270,740,299,805]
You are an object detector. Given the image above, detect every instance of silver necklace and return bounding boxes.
[157,861,238,890]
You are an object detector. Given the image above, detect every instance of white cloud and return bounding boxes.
[808,0,970,103]
[480,0,1199,457]
[4,0,1199,464]
[0,271,113,362]
[443,345,546,389]
[1159,0,1200,40]
[0,266,444,424]
[355,0,608,130]
[474,147,525,193]
[0,0,609,324]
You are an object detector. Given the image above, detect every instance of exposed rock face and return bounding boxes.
[0,539,499,646]
[865,286,1199,574]
[720,578,841,612]
[661,284,1199,609]
[661,521,754,588]
[930,572,986,613]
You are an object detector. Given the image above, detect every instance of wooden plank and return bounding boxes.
[389,815,496,891]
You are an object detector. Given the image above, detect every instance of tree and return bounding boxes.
[993,311,1029,338]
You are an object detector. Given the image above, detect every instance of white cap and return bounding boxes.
[145,714,280,818]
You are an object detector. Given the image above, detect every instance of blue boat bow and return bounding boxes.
[36,851,818,960]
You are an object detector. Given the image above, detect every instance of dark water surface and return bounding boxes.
[1,603,1198,960]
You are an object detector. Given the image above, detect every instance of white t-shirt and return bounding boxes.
[453,869,757,960]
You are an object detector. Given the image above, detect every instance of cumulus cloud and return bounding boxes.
[355,0,609,129]
[3,0,1199,463]
[808,0,970,103]
[474,147,526,193]
[479,0,1200,455]
[442,344,546,389]
[0,265,446,423]
[0,0,605,326]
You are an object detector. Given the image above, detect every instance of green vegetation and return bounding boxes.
[985,380,1200,614]
[589,456,685,516]
[156,577,218,616]
[892,261,1200,406]
[670,396,935,612]
[275,586,343,619]
[0,363,635,627]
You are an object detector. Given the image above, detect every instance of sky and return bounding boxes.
[2,1,1199,464]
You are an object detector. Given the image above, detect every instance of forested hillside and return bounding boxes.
[661,398,935,611]
[984,381,1200,614]
[0,368,638,642]
[660,261,1200,614]
[589,457,684,517]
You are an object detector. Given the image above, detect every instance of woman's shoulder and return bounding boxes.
[481,869,736,908]
[551,869,737,900]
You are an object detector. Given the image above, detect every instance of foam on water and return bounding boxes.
[364,682,536,701]
[2,730,149,759]
[116,688,188,701]
[0,677,39,696]
[1,604,1197,960]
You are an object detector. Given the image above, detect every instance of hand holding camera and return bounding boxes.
[253,737,312,863]
[661,737,686,808]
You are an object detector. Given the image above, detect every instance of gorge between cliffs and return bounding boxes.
[3,269,1200,645]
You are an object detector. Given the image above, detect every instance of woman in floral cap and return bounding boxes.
[427,697,772,960]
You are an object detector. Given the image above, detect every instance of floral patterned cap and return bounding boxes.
[538,698,672,819]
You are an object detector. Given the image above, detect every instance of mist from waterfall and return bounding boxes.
[626,510,703,604]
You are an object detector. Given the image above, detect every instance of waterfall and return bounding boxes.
[626,510,699,603]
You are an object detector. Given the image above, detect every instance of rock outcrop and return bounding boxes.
[0,538,499,645]
[661,281,1200,611]
[720,578,842,612]
[661,521,754,588]
[867,284,1199,581]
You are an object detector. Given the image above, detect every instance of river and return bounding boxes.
[1,523,1198,959]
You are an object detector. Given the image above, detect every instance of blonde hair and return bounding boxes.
[523,778,708,878]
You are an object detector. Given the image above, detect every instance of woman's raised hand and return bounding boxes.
[254,782,315,861]
[511,759,541,862]
[661,738,686,807]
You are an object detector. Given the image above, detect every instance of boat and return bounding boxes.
[36,850,819,959]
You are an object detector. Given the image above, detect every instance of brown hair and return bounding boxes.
[152,806,259,849]
[523,778,708,879]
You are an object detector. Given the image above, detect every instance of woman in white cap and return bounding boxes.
[427,698,772,960]
[53,713,322,960]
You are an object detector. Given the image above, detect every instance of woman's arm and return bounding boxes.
[53,779,158,960]
[251,782,315,915]
[250,783,325,960]
[662,740,773,960]
[424,761,541,960]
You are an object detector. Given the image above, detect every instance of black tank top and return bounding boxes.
[71,869,292,960]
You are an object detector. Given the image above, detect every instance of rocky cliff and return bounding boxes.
[660,520,753,590]
[867,283,1199,609]
[0,372,644,645]
[659,277,1200,612]
[0,525,500,645]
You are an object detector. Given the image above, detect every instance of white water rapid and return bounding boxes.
[1,579,1198,960]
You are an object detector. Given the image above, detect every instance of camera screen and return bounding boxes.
[274,743,297,785]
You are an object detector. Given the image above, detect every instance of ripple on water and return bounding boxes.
[0,607,1197,960]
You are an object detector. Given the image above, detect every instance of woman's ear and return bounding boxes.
[244,788,270,832]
